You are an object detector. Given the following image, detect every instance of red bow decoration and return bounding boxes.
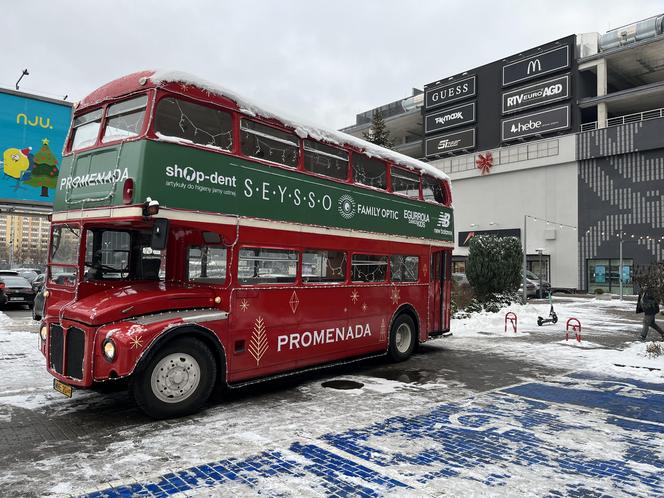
[476,152,493,175]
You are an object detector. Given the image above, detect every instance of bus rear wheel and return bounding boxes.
[131,337,216,419]
[388,314,417,362]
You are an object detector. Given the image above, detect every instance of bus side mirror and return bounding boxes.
[151,218,169,250]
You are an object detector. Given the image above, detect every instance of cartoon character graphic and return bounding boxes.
[2,147,31,179]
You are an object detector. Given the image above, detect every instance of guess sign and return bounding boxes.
[425,76,476,110]
[425,128,475,157]
[502,75,570,114]
[425,102,476,134]
[502,45,569,87]
[501,105,570,141]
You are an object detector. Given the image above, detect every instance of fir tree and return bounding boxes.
[466,235,523,301]
[363,109,394,149]
[24,138,59,197]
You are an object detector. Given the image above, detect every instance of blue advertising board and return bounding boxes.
[595,265,606,283]
[0,89,72,205]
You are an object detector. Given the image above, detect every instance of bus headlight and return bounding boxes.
[40,325,48,341]
[102,338,116,361]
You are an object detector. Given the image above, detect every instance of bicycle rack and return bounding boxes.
[505,312,517,333]
[566,317,582,342]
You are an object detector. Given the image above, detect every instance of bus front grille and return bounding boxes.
[49,325,85,380]
[65,328,85,379]
[49,324,64,374]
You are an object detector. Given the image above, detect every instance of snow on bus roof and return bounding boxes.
[148,70,449,182]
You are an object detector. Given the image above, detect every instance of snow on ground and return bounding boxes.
[0,296,663,497]
[449,296,663,383]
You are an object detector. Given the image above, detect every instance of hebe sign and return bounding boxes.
[425,76,476,110]
[425,128,475,157]
[425,102,476,134]
[502,75,569,114]
[501,105,570,141]
[502,45,570,87]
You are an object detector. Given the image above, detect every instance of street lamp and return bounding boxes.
[536,248,545,298]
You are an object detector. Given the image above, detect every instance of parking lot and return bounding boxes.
[0,297,662,497]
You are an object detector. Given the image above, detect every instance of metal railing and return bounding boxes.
[580,106,664,131]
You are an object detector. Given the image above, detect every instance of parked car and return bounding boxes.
[16,270,39,284]
[32,289,45,320]
[31,273,45,292]
[521,270,551,298]
[0,275,36,308]
[15,267,44,275]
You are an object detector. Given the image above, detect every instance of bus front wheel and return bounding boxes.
[131,337,216,419]
[388,314,417,362]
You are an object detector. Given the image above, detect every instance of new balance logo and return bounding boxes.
[437,212,451,228]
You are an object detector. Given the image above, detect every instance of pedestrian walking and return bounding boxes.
[636,287,664,341]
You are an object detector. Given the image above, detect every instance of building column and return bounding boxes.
[596,58,608,129]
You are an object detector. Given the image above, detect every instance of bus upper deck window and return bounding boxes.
[352,154,386,190]
[71,109,103,151]
[240,119,299,168]
[391,167,420,198]
[155,97,233,150]
[102,95,148,143]
[422,175,445,203]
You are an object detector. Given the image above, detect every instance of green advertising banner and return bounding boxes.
[55,140,453,242]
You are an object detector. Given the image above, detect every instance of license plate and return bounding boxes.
[9,297,24,301]
[53,379,73,398]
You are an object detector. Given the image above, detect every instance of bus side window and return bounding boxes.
[352,154,387,190]
[422,175,445,203]
[188,246,227,284]
[154,97,233,151]
[390,255,419,282]
[240,120,299,168]
[391,167,420,198]
[238,248,298,284]
[303,140,349,180]
[303,250,346,283]
[351,254,388,282]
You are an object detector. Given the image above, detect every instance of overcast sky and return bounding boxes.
[1,1,661,129]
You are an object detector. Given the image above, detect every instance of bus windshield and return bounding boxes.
[84,227,164,281]
[70,94,148,151]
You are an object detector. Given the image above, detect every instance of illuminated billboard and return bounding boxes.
[0,89,72,205]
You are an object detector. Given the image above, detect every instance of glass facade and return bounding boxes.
[587,258,634,294]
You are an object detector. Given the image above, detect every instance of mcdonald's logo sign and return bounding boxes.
[527,59,542,75]
[503,45,569,87]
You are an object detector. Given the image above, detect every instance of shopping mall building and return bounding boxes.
[341,13,664,294]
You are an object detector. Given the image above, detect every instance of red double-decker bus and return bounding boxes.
[39,71,454,418]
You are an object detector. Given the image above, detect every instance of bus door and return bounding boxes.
[430,251,443,333]
[429,249,450,334]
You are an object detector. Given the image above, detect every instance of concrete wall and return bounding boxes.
[433,134,579,289]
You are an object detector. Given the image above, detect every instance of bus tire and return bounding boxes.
[131,337,216,419]
[388,314,417,362]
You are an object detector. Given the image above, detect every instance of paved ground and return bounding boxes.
[0,297,662,497]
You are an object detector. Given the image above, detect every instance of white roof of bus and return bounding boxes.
[148,70,449,182]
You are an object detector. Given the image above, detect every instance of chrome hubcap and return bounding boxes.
[150,353,200,404]
[395,323,412,354]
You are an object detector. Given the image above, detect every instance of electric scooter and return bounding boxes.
[537,291,558,326]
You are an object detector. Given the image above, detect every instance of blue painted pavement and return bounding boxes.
[81,371,664,497]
